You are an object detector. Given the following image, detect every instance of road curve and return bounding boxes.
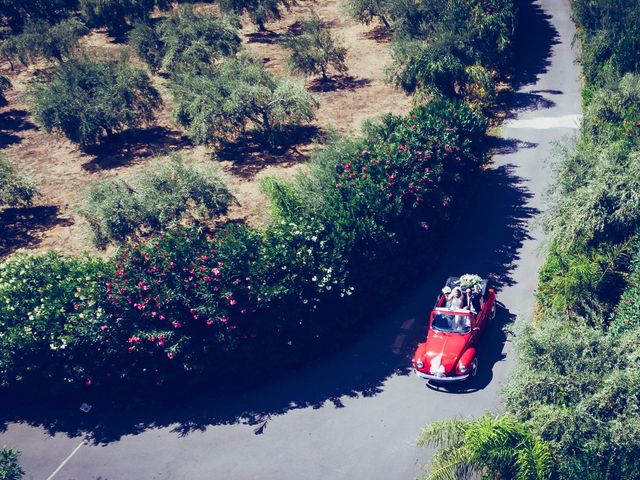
[0,1,581,478]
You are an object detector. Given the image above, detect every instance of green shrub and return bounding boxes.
[0,252,113,389]
[0,153,37,206]
[80,0,170,36]
[610,242,640,335]
[0,17,88,67]
[284,11,348,81]
[0,75,10,104]
[129,6,241,75]
[29,55,161,146]
[0,448,23,480]
[0,0,77,32]
[81,156,233,248]
[171,54,318,145]
[218,0,291,31]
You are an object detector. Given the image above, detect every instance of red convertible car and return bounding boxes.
[413,275,496,382]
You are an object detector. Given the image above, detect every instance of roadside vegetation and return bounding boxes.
[0,0,516,396]
[0,448,23,480]
[422,1,640,479]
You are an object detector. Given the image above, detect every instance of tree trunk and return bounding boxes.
[380,14,390,29]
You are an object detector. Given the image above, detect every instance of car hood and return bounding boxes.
[420,331,469,375]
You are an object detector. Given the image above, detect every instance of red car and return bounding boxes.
[413,276,496,382]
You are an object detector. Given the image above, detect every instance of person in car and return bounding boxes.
[447,287,465,309]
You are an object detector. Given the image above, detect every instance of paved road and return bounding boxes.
[0,1,581,478]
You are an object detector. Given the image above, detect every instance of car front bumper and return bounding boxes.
[414,369,469,382]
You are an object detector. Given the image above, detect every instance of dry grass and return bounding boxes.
[0,0,410,258]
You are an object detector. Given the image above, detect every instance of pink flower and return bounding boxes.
[167,352,175,360]
[128,346,135,353]
[148,336,155,342]
[229,299,237,306]
[206,319,214,325]
[203,275,211,282]
[219,316,229,323]
[100,325,108,331]
[157,334,165,340]
[128,336,140,344]
[85,379,92,386]
[442,200,449,207]
[159,315,166,321]
[241,309,248,315]
[172,322,182,328]
[158,340,165,347]
[212,268,221,277]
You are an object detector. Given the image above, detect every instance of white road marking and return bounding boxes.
[504,114,583,129]
[46,440,86,480]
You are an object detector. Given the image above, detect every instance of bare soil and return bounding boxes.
[0,0,410,258]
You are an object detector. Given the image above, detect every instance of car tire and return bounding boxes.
[470,358,478,378]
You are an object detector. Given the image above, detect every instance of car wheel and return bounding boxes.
[470,358,478,378]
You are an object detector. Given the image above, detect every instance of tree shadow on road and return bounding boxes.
[0,163,537,443]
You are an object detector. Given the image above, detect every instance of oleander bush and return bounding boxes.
[81,155,234,248]
[0,253,114,390]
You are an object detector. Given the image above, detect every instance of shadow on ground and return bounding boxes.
[0,0,554,443]
[82,126,191,172]
[308,76,372,93]
[0,206,73,257]
[217,125,322,179]
[0,109,36,147]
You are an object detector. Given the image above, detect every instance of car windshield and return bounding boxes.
[432,312,471,334]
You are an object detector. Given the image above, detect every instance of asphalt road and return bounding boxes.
[0,1,582,478]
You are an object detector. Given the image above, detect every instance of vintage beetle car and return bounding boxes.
[413,276,496,382]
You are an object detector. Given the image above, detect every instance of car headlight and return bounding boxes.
[458,364,468,373]
[416,360,424,369]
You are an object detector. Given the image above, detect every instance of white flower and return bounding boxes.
[442,286,452,294]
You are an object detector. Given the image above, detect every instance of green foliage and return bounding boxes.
[418,415,552,480]
[29,55,161,146]
[80,0,170,36]
[0,448,23,480]
[0,0,77,32]
[0,252,112,389]
[171,54,318,144]
[0,75,9,105]
[81,155,233,247]
[0,17,88,67]
[284,11,348,80]
[571,0,640,86]
[218,0,292,31]
[387,0,516,98]
[504,317,640,480]
[129,6,241,74]
[0,154,36,206]
[610,241,640,335]
[344,0,393,28]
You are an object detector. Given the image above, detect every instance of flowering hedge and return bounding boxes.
[0,98,488,391]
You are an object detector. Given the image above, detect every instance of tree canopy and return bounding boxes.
[218,0,292,31]
[129,6,241,74]
[284,11,348,81]
[0,154,36,207]
[29,55,161,146]
[171,54,318,145]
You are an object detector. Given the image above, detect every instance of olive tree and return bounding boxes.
[0,75,10,104]
[172,54,318,145]
[129,7,241,74]
[0,17,88,68]
[0,154,37,207]
[29,55,161,146]
[81,155,234,247]
[284,11,348,81]
[218,0,292,31]
[80,0,170,36]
